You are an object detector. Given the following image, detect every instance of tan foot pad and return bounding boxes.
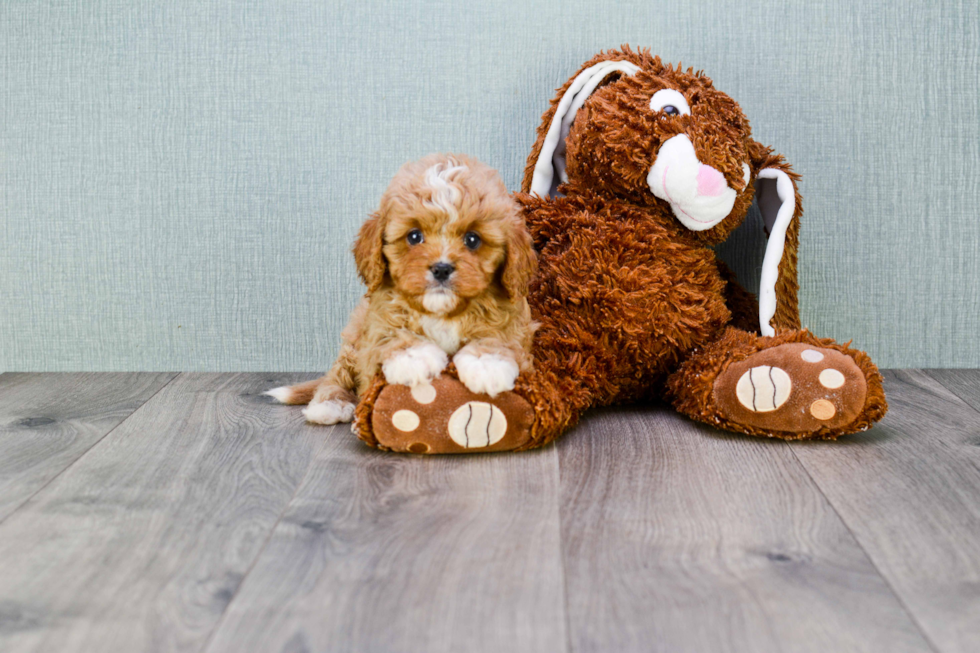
[713,343,867,434]
[372,376,534,454]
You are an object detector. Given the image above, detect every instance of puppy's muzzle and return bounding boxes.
[430,262,455,284]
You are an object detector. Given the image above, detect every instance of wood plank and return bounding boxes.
[792,369,980,653]
[0,373,323,653]
[204,436,566,653]
[925,369,980,409]
[0,372,177,521]
[557,405,933,653]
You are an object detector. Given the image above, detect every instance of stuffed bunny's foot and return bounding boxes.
[713,343,868,434]
[669,328,887,439]
[365,374,534,454]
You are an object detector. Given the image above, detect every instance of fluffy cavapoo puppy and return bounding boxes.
[266,153,537,425]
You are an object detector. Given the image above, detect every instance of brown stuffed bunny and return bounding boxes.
[354,46,887,453]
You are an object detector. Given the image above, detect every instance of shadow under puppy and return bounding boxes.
[266,153,537,424]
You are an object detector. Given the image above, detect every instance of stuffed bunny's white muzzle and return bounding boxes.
[647,134,751,231]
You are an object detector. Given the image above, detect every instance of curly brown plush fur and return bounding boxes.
[353,46,886,452]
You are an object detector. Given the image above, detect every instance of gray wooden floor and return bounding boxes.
[0,371,978,653]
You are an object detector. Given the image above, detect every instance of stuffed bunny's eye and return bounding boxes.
[650,89,691,116]
[407,229,424,246]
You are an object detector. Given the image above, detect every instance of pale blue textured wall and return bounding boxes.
[1,0,978,371]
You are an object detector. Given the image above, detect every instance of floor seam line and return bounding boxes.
[787,444,943,653]
[555,443,574,653]
[0,372,182,529]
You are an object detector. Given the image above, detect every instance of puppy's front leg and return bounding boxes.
[381,341,449,387]
[453,341,522,398]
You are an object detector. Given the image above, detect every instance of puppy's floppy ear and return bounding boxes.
[352,211,386,293]
[748,139,803,336]
[500,216,537,299]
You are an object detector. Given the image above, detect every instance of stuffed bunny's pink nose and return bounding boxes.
[696,165,726,197]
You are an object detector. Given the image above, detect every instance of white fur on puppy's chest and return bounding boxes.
[421,315,461,354]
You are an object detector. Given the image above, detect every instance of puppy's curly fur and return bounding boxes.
[266,153,537,424]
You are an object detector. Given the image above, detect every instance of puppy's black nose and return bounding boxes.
[430,262,455,282]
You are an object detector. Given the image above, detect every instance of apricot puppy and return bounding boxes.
[266,153,537,424]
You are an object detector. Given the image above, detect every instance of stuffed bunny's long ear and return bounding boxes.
[753,154,802,336]
[529,60,640,198]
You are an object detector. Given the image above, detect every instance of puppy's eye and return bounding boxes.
[406,229,424,246]
[463,232,481,250]
[662,105,680,116]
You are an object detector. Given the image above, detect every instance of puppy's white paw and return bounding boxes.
[382,343,449,387]
[454,350,519,398]
[302,400,355,425]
